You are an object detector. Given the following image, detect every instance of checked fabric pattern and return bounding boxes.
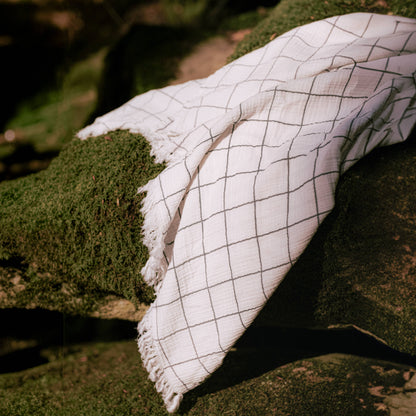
[78,13,416,412]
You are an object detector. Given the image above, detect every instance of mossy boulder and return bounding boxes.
[1,0,416,358]
[1,334,415,415]
[0,131,164,317]
[1,308,415,414]
[254,131,416,356]
[231,0,416,60]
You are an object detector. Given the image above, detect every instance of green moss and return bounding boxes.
[0,341,168,416]
[390,0,416,16]
[218,7,271,32]
[0,131,164,313]
[254,131,416,355]
[184,352,411,415]
[315,134,416,354]
[230,0,416,61]
[0,339,413,416]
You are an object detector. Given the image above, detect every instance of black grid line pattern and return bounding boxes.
[78,13,416,413]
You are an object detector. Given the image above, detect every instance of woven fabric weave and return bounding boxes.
[78,13,416,412]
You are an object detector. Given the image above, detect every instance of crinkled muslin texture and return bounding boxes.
[78,13,416,412]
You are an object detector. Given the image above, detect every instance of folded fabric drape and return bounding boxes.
[78,13,416,412]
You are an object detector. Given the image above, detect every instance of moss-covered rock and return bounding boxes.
[230,0,416,61]
[184,352,415,416]
[1,336,414,416]
[254,130,416,356]
[0,0,415,359]
[0,131,164,315]
[317,136,416,355]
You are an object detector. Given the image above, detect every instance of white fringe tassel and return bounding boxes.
[137,179,169,291]
[138,318,183,413]
[136,129,185,412]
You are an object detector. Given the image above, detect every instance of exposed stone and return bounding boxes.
[89,297,148,321]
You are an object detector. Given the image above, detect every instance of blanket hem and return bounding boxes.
[137,318,183,413]
[137,180,168,291]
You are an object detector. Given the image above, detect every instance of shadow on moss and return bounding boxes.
[0,308,136,373]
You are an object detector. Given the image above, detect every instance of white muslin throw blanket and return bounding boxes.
[78,13,416,412]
